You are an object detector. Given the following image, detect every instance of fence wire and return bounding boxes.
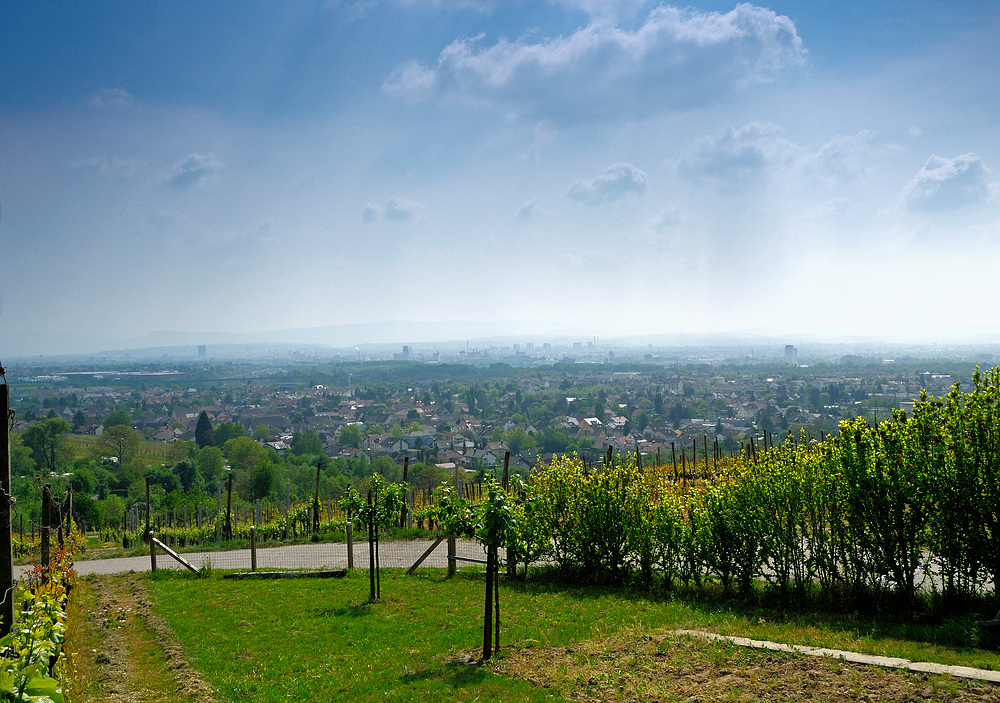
[68,536,487,575]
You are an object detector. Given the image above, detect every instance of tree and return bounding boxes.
[104,409,131,428]
[10,433,35,476]
[174,460,203,492]
[166,440,191,464]
[147,463,180,493]
[96,424,142,467]
[506,427,535,454]
[72,409,87,431]
[291,430,325,457]
[214,421,246,446]
[225,436,271,500]
[195,411,215,448]
[22,418,73,472]
[195,446,225,486]
[252,424,274,441]
[339,424,364,448]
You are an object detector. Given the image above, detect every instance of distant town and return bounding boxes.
[7,340,995,476]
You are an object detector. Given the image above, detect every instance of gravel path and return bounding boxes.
[17,537,487,577]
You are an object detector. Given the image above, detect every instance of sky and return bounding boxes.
[3,0,1000,355]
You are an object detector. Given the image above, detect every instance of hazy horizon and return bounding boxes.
[7,318,1000,360]
[4,2,1000,355]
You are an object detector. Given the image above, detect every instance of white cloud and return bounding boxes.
[363,196,426,222]
[164,152,225,189]
[901,153,994,212]
[88,88,133,109]
[383,3,805,122]
[679,122,796,182]
[806,131,898,185]
[568,162,647,203]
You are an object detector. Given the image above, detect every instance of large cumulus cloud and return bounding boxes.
[383,3,805,122]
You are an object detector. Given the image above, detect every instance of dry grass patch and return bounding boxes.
[490,629,1000,702]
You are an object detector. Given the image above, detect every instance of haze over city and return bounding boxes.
[3,1,1000,356]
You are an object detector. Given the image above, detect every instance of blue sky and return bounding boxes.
[3,0,1000,354]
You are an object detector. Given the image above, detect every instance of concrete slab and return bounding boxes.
[671,630,1000,684]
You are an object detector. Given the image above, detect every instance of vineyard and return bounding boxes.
[69,365,1000,616]
[427,366,1000,617]
[17,367,1000,700]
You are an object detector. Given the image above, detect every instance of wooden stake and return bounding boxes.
[0,386,13,637]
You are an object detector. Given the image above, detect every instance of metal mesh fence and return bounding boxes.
[70,536,487,575]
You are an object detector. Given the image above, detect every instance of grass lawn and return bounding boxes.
[140,568,1000,702]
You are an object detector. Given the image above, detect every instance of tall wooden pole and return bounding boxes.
[312,461,321,534]
[400,457,409,529]
[0,386,13,637]
[40,485,51,584]
[225,471,233,540]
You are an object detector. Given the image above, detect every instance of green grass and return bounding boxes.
[146,569,1000,702]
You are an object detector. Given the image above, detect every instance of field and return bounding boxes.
[63,568,1000,702]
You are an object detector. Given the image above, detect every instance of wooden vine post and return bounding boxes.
[399,457,409,529]
[0,384,13,638]
[313,461,321,534]
[481,479,509,661]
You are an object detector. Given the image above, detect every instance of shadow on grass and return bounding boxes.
[442,661,489,688]
[491,565,995,653]
[396,660,488,689]
[309,602,375,618]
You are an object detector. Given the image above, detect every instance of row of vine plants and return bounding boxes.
[431,367,1000,616]
[1,533,81,702]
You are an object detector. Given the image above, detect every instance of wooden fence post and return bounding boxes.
[313,461,321,534]
[40,484,51,584]
[149,531,157,573]
[400,457,409,528]
[368,490,376,601]
[447,534,456,577]
[250,525,257,572]
[346,521,354,570]
[503,452,515,578]
[225,471,233,540]
[0,385,13,638]
[483,543,495,660]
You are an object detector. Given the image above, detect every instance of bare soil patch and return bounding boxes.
[64,573,215,703]
[489,630,1000,702]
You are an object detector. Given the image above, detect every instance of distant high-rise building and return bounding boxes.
[784,345,798,365]
[198,345,206,358]
[402,345,410,360]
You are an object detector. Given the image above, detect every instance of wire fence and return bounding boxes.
[68,535,487,575]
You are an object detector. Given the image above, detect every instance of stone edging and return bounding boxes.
[671,630,1000,684]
